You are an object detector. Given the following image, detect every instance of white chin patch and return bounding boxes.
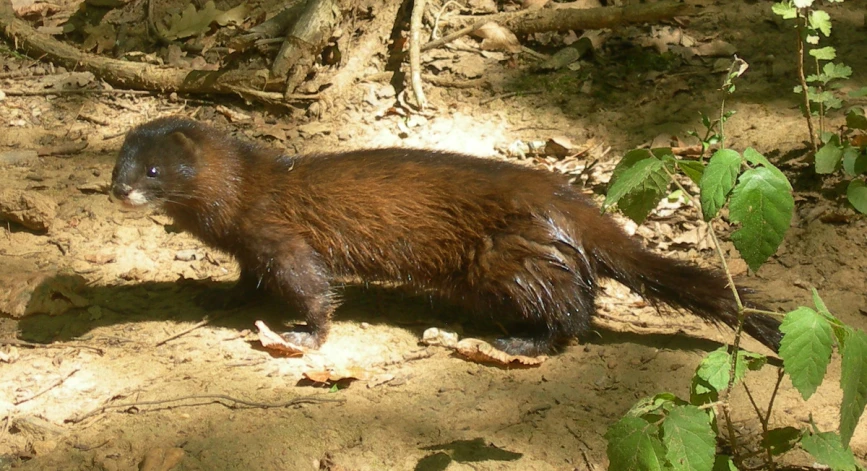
[126,190,150,206]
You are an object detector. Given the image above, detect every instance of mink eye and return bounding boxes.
[146,167,159,178]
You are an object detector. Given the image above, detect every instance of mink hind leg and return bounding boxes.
[465,234,597,356]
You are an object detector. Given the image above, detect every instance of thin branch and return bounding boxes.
[14,368,79,405]
[67,393,345,424]
[409,0,428,109]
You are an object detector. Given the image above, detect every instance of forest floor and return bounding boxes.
[1,0,867,470]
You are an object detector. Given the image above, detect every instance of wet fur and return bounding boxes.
[111,117,782,355]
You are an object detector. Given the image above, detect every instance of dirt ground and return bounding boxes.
[1,0,867,470]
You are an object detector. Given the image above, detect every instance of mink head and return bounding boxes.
[110,118,203,208]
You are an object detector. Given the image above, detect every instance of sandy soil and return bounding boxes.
[1,0,867,470]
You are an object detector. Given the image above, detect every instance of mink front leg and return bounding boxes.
[196,267,263,310]
[255,238,337,349]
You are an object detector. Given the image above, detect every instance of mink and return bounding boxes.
[110,117,782,355]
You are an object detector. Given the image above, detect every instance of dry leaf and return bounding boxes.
[455,338,547,366]
[302,366,371,384]
[545,136,573,158]
[255,321,305,357]
[522,0,549,9]
[694,39,737,57]
[472,22,521,53]
[165,1,248,41]
[421,327,459,347]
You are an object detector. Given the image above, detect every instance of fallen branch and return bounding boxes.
[67,393,345,424]
[0,0,285,99]
[14,368,79,405]
[408,0,428,109]
[445,1,690,36]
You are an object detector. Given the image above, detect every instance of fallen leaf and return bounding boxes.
[255,321,305,357]
[472,22,521,53]
[455,338,547,366]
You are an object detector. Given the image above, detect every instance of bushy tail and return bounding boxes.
[584,214,782,352]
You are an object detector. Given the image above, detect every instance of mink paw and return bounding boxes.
[280,331,322,349]
[493,337,554,356]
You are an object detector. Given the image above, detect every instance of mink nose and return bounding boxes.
[111,183,132,200]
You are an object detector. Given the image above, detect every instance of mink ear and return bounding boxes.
[170,131,199,159]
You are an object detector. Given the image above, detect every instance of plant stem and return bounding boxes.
[796,11,818,153]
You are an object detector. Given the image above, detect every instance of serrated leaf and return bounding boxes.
[815,140,844,174]
[812,288,829,315]
[700,149,742,221]
[662,405,715,471]
[808,10,831,36]
[850,87,867,98]
[711,455,737,471]
[841,146,867,177]
[809,46,836,61]
[779,307,833,400]
[693,348,763,396]
[772,1,797,18]
[677,160,705,185]
[801,431,858,471]
[762,426,802,456]
[823,62,853,81]
[607,150,656,204]
[628,393,687,418]
[847,180,867,214]
[729,167,793,271]
[605,154,670,224]
[845,109,867,131]
[605,416,667,471]
[839,330,867,447]
[794,0,814,7]
[743,148,791,189]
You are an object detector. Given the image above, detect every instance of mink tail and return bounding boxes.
[583,212,782,352]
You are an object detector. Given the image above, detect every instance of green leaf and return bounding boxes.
[700,149,742,221]
[693,348,765,396]
[841,147,867,177]
[850,87,867,98]
[662,406,715,471]
[846,180,867,214]
[815,139,844,174]
[845,109,867,131]
[794,0,814,7]
[808,10,831,36]
[711,455,737,471]
[779,307,833,400]
[628,393,687,418]
[743,148,791,188]
[839,330,867,447]
[823,62,853,81]
[606,150,658,208]
[801,431,858,471]
[772,1,797,19]
[762,427,802,456]
[605,151,671,224]
[677,160,705,186]
[605,416,667,471]
[808,46,836,61]
[729,167,794,271]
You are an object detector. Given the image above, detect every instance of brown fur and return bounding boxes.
[110,117,782,355]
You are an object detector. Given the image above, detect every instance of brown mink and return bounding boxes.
[110,117,782,355]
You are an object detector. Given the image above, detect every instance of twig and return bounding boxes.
[67,393,345,424]
[1,88,153,96]
[795,13,817,153]
[480,90,542,105]
[1,338,104,354]
[14,368,80,405]
[409,0,428,109]
[155,316,216,347]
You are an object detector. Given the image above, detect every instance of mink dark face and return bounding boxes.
[110,119,199,208]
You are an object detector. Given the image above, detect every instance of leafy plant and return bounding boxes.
[772,0,867,214]
[603,59,867,470]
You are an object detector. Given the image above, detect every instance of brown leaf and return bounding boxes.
[472,22,521,53]
[255,321,305,357]
[455,338,547,366]
[522,0,549,9]
[303,366,371,384]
